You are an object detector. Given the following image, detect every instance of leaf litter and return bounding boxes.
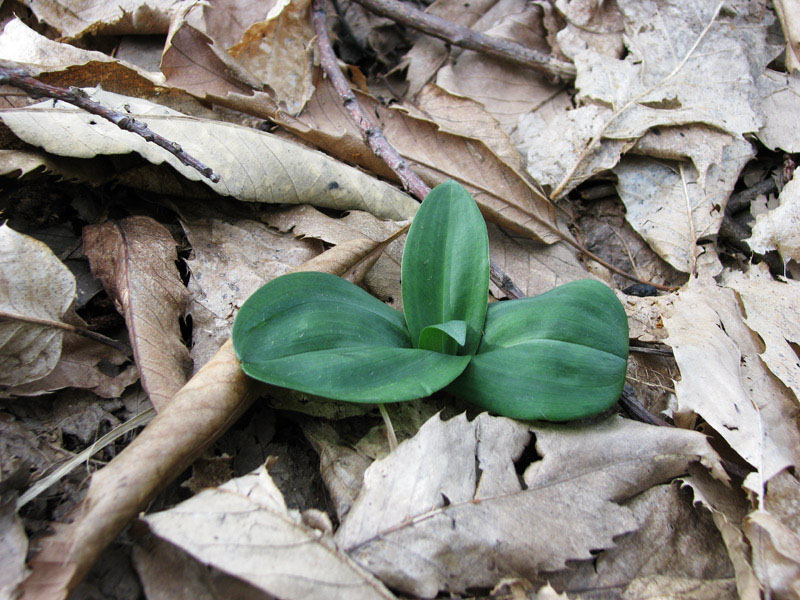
[1,0,800,598]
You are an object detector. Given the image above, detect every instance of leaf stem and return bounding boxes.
[378,404,398,452]
[0,309,130,354]
[0,65,220,183]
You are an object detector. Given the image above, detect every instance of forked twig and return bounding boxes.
[349,0,576,83]
[0,66,220,183]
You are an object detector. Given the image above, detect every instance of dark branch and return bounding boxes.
[0,66,220,183]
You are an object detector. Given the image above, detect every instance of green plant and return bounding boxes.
[232,181,629,421]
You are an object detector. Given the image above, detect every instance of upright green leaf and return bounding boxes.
[402,181,489,355]
[233,272,470,402]
[448,280,629,420]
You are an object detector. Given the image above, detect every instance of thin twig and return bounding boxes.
[629,344,674,357]
[619,384,670,427]
[350,0,576,83]
[0,309,130,354]
[549,1,725,199]
[0,66,220,183]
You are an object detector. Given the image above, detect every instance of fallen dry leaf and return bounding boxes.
[133,536,275,600]
[19,339,259,600]
[19,0,180,39]
[745,511,800,600]
[143,462,396,600]
[227,0,316,114]
[774,0,800,74]
[83,216,190,410]
[0,498,28,598]
[757,70,800,154]
[553,0,625,59]
[335,412,725,598]
[662,274,800,491]
[181,215,320,368]
[550,483,736,598]
[746,172,800,265]
[0,89,419,220]
[0,223,75,387]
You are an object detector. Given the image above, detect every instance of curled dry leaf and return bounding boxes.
[744,511,800,600]
[83,216,190,411]
[0,223,75,387]
[662,274,800,491]
[142,462,396,600]
[746,173,800,266]
[336,412,725,598]
[0,89,419,221]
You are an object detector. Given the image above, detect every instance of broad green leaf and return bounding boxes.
[418,320,467,353]
[449,280,629,421]
[402,181,489,355]
[233,272,470,402]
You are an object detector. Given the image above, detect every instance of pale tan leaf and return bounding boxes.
[745,511,800,600]
[723,265,800,405]
[662,275,800,489]
[614,136,754,274]
[83,216,190,410]
[0,499,28,599]
[682,468,762,600]
[550,483,736,599]
[0,224,75,387]
[19,0,180,39]
[554,0,625,59]
[181,215,320,369]
[0,89,419,221]
[766,470,800,536]
[0,148,106,182]
[227,0,315,114]
[746,173,800,265]
[143,462,396,600]
[133,537,275,600]
[757,71,800,153]
[336,413,724,598]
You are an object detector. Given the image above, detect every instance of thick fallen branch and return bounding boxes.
[0,65,220,183]
[349,0,576,83]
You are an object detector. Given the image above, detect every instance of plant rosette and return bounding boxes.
[232,181,629,421]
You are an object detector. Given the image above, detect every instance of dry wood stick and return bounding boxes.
[350,0,576,83]
[0,66,220,183]
[0,309,129,354]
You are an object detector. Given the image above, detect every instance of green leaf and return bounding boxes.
[233,272,470,402]
[418,319,467,353]
[448,280,629,420]
[402,181,489,355]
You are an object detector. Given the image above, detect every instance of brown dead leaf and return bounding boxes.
[550,483,736,598]
[0,498,28,599]
[133,536,275,600]
[745,511,800,600]
[142,462,396,600]
[662,274,800,491]
[19,0,180,39]
[434,0,565,134]
[0,223,75,387]
[227,0,315,114]
[83,216,190,410]
[336,412,724,598]
[181,215,320,369]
